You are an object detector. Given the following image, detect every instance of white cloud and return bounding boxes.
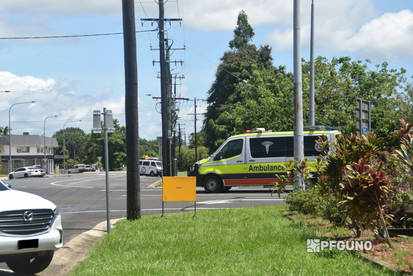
[268,0,376,51]
[0,72,126,136]
[347,10,413,60]
[0,1,121,15]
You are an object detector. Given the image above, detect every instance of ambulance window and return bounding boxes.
[215,139,243,160]
[151,162,156,166]
[304,136,325,156]
[250,137,294,158]
[143,161,150,166]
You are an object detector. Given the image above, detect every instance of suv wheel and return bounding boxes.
[204,175,223,193]
[8,175,14,180]
[7,251,54,274]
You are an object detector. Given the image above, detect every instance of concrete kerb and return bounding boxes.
[39,218,122,276]
[147,179,162,188]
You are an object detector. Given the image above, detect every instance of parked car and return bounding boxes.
[0,179,63,274]
[84,165,96,172]
[8,167,46,179]
[139,160,163,176]
[68,164,87,174]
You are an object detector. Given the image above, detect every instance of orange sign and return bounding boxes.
[162,176,196,202]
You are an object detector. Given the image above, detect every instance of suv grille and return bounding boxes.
[0,209,55,235]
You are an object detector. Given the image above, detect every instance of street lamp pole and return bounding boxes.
[8,101,36,174]
[63,120,82,173]
[43,115,58,173]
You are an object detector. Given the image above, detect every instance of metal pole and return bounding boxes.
[44,118,46,171]
[63,131,66,173]
[159,0,169,176]
[309,0,315,126]
[358,99,362,136]
[8,106,11,174]
[194,97,198,162]
[122,0,141,220]
[103,108,111,233]
[294,0,304,189]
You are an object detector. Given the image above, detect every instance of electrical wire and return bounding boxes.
[137,0,149,17]
[0,29,158,40]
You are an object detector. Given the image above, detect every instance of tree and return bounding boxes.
[204,11,278,152]
[53,127,87,162]
[229,10,254,50]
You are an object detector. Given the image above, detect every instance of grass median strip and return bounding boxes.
[72,206,395,275]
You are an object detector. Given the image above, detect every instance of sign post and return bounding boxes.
[162,177,196,217]
[356,99,371,135]
[92,109,114,233]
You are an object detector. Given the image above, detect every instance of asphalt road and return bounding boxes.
[0,172,286,274]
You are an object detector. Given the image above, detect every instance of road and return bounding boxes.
[0,172,286,274]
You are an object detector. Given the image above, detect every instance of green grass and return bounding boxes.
[72,206,395,276]
[177,171,188,176]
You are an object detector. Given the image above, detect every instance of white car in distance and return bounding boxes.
[8,166,46,179]
[0,180,63,274]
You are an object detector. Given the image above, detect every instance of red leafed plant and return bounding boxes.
[339,157,392,243]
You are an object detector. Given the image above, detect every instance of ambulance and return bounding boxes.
[188,126,340,192]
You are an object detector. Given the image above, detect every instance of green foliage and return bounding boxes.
[205,17,411,152]
[228,10,254,50]
[53,127,87,161]
[177,145,209,171]
[66,158,77,169]
[139,138,159,158]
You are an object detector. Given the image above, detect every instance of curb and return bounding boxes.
[147,179,162,188]
[39,218,122,276]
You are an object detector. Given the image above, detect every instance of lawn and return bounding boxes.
[72,206,395,275]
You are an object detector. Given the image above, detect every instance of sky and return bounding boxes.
[0,0,412,141]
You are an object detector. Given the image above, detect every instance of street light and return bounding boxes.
[43,115,58,173]
[8,101,36,174]
[62,119,82,173]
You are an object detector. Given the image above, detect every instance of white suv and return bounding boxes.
[139,160,163,176]
[0,180,63,274]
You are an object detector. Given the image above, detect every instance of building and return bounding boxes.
[0,133,58,173]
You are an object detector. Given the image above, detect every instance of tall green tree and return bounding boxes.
[204,10,289,152]
[53,127,87,161]
[229,10,254,50]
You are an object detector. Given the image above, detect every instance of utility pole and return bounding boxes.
[121,0,140,220]
[294,0,304,189]
[141,5,182,177]
[194,97,198,162]
[178,123,182,170]
[309,0,315,126]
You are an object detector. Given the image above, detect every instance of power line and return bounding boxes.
[0,29,158,40]
[137,0,148,17]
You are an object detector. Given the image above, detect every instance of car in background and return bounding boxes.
[67,164,87,174]
[139,160,163,176]
[0,179,63,274]
[8,167,46,179]
[84,165,96,172]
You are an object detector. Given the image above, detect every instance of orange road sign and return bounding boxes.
[162,176,196,202]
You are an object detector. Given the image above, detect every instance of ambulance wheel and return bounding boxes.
[204,175,223,193]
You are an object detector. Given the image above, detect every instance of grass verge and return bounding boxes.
[72,206,395,275]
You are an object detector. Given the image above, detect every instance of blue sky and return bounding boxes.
[0,0,412,140]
